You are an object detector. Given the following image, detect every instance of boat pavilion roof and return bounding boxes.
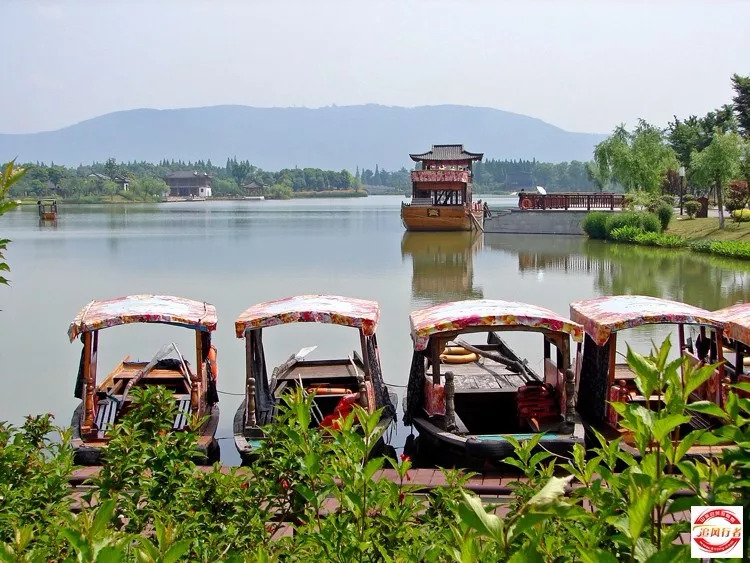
[409,144,483,163]
[68,294,217,341]
[235,295,380,337]
[570,295,723,346]
[409,299,583,351]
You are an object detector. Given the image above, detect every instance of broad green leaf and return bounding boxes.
[683,364,720,400]
[644,545,690,563]
[508,545,543,563]
[627,346,659,398]
[458,491,503,539]
[651,414,690,442]
[628,489,654,540]
[578,548,618,563]
[60,529,91,560]
[163,540,193,563]
[527,475,573,506]
[686,401,728,421]
[508,512,552,543]
[732,382,750,393]
[673,430,704,464]
[634,537,657,562]
[363,456,384,481]
[95,546,126,563]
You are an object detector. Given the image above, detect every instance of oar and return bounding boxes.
[270,346,318,386]
[122,342,178,403]
[455,339,536,383]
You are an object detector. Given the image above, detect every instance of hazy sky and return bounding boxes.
[3,0,749,134]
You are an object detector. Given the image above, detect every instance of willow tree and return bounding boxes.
[593,120,677,194]
[690,130,744,229]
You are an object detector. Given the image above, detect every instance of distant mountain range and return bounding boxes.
[0,104,605,170]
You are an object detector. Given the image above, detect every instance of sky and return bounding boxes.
[3,0,749,135]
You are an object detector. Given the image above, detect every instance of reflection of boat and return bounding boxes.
[404,300,585,467]
[68,295,220,465]
[713,303,750,394]
[37,199,57,220]
[570,295,728,458]
[401,145,487,231]
[233,295,396,465]
[401,231,483,304]
[244,196,265,201]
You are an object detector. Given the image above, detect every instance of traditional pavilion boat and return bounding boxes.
[570,295,728,456]
[401,145,488,232]
[713,303,750,393]
[403,299,585,466]
[68,295,220,465]
[233,295,396,465]
[37,199,57,221]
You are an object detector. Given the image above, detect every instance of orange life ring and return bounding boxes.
[207,345,218,381]
[520,197,532,210]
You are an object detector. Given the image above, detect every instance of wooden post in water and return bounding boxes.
[82,331,95,435]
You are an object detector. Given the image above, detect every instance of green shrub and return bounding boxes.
[581,211,608,239]
[683,193,695,202]
[604,211,660,238]
[690,239,750,259]
[731,209,750,222]
[685,200,700,218]
[633,231,687,248]
[609,225,644,243]
[655,204,673,231]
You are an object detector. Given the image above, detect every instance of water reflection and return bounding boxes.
[484,234,750,310]
[402,231,483,305]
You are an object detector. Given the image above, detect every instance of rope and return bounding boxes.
[218,390,245,396]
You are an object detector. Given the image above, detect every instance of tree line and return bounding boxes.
[6,157,362,201]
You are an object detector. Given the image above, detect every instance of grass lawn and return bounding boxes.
[667,216,750,241]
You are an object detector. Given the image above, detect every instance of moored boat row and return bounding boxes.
[66,293,749,467]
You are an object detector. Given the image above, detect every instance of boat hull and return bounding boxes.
[411,415,584,469]
[70,402,220,465]
[401,204,484,232]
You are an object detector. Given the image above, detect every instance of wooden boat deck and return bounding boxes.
[437,362,528,393]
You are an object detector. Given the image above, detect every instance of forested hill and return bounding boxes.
[0,104,604,169]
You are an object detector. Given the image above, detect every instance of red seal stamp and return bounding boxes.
[691,506,743,558]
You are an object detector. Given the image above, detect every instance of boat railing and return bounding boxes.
[518,192,625,210]
[403,197,434,207]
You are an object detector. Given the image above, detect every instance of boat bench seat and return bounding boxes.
[173,397,192,430]
[95,399,119,433]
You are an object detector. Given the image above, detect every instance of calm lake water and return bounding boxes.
[2,195,749,464]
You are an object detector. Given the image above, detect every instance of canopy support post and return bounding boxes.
[81,331,95,436]
[192,330,202,413]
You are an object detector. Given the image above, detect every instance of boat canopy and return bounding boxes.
[713,303,750,345]
[570,295,722,346]
[409,299,583,351]
[68,294,218,342]
[235,295,380,338]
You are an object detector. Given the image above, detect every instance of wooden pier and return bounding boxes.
[517,192,625,211]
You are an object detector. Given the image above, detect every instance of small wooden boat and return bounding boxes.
[37,199,57,220]
[68,295,220,465]
[403,299,585,467]
[713,303,750,394]
[570,295,727,457]
[233,295,396,465]
[401,145,487,232]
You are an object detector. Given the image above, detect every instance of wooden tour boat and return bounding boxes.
[68,294,220,465]
[37,199,58,220]
[570,295,728,457]
[233,295,396,465]
[403,299,585,467]
[401,144,488,232]
[713,303,750,395]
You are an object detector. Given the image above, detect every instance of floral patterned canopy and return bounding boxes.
[713,303,750,344]
[68,294,218,342]
[235,295,380,338]
[409,299,583,351]
[570,295,723,346]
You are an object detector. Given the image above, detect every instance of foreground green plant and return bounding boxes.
[1,337,747,561]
